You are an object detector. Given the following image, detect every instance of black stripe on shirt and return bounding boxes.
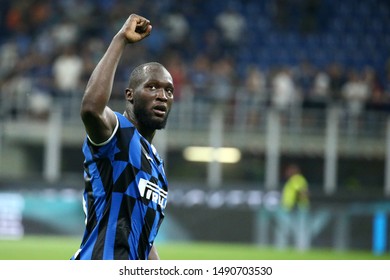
[113,195,137,260]
[137,207,156,260]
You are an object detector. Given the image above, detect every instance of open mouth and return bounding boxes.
[153,104,167,117]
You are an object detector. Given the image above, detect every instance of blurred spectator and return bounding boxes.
[52,44,84,118]
[188,53,212,102]
[1,41,54,120]
[5,1,32,56]
[28,47,54,120]
[214,4,246,55]
[187,54,212,128]
[362,66,384,106]
[53,44,83,93]
[28,85,53,120]
[311,69,330,105]
[0,42,18,79]
[295,59,316,102]
[164,7,190,52]
[271,67,298,112]
[51,18,79,48]
[5,2,27,34]
[56,0,93,23]
[235,65,267,130]
[209,57,237,127]
[384,71,390,104]
[34,27,55,57]
[29,0,53,35]
[341,69,370,119]
[209,57,236,103]
[278,163,310,250]
[281,163,310,212]
[327,63,345,105]
[1,72,33,119]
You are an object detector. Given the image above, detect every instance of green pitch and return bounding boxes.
[0,235,388,260]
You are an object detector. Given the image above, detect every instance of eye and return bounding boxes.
[166,87,174,96]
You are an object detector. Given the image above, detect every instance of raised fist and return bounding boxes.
[120,14,152,43]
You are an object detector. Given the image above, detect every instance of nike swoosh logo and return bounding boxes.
[141,145,153,162]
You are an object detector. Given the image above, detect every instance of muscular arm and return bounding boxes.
[80,14,152,144]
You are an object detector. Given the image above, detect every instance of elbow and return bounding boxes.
[80,97,92,119]
[80,95,100,122]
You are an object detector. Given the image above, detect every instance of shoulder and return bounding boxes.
[86,112,132,147]
[115,112,130,125]
[115,112,137,129]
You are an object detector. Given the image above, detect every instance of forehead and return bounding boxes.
[142,65,173,84]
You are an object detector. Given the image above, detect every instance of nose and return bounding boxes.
[156,88,168,101]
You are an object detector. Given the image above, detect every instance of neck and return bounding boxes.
[123,111,155,143]
[138,128,156,143]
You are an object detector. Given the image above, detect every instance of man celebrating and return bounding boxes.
[72,14,174,260]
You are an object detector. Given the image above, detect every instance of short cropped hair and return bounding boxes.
[128,62,164,89]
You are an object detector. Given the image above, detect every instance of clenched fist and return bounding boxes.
[119,14,152,44]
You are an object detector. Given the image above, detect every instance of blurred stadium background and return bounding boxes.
[0,0,389,259]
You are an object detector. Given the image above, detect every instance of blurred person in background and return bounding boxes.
[270,67,301,130]
[209,57,237,126]
[295,59,316,104]
[362,66,384,107]
[341,69,370,134]
[327,62,345,106]
[214,4,247,56]
[271,67,298,113]
[164,6,189,53]
[311,69,330,105]
[234,64,267,131]
[72,13,174,260]
[384,70,390,104]
[281,163,309,212]
[277,163,310,249]
[187,53,212,128]
[52,44,84,118]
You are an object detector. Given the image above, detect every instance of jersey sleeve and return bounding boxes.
[83,114,119,159]
[87,114,119,146]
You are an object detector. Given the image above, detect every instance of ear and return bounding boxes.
[125,88,134,103]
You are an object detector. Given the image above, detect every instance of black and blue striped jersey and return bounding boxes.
[71,112,168,260]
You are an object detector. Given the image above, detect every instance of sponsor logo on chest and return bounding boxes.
[138,178,167,209]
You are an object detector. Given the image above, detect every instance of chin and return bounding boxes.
[154,120,168,130]
[140,117,168,131]
[152,114,169,130]
[135,109,169,131]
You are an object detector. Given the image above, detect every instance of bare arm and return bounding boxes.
[80,14,152,144]
[148,245,160,260]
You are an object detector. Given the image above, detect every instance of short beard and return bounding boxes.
[134,105,169,131]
